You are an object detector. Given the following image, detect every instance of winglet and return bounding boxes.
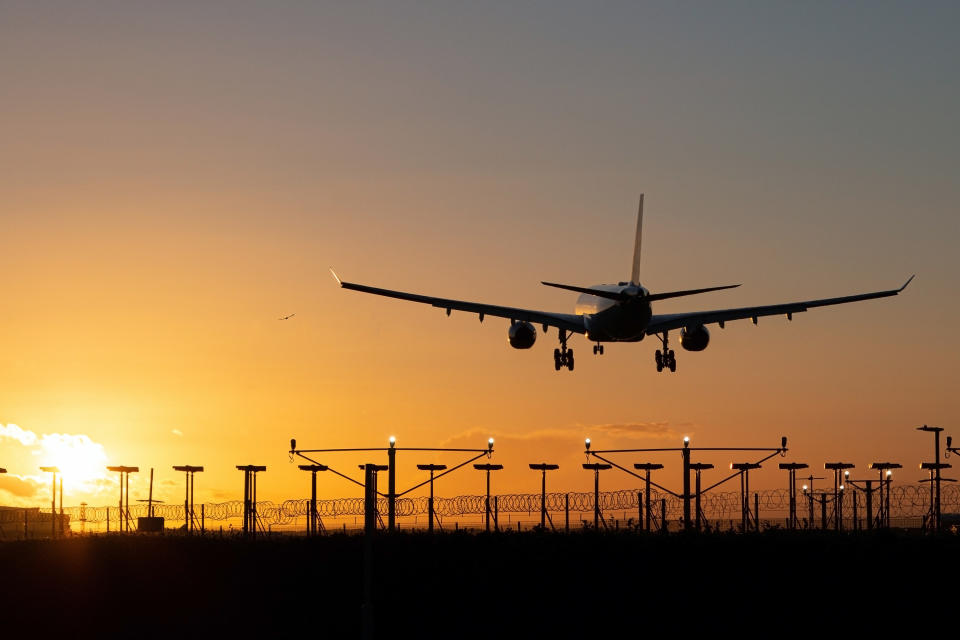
[898,274,915,292]
[329,267,342,286]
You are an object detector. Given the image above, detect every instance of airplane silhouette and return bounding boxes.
[279,313,296,321]
[333,195,912,372]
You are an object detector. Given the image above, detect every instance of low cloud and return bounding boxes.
[0,423,113,505]
[584,421,691,440]
[0,474,44,498]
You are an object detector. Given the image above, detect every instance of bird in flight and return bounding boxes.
[278,313,296,321]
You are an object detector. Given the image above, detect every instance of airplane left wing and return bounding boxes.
[337,278,588,334]
[646,276,914,334]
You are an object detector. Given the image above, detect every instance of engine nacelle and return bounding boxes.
[679,324,710,352]
[508,321,537,349]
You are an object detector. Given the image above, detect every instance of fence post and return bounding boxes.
[754,492,759,531]
[661,498,667,533]
[565,493,569,533]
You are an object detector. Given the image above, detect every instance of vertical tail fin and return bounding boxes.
[630,194,644,285]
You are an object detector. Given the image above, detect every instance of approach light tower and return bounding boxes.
[824,462,855,531]
[172,465,204,533]
[918,425,949,531]
[582,462,612,529]
[474,453,503,533]
[107,466,139,533]
[529,463,559,530]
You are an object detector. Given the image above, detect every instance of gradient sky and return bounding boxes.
[2,1,958,507]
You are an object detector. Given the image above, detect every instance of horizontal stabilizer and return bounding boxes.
[646,284,740,302]
[541,281,630,301]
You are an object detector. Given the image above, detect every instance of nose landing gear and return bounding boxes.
[592,344,604,355]
[655,332,676,372]
[553,329,574,371]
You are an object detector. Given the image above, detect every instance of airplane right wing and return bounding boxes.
[646,276,914,334]
[335,276,588,335]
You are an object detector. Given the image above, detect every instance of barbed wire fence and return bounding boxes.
[3,483,958,535]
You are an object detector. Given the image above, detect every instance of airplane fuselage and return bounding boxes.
[576,283,652,342]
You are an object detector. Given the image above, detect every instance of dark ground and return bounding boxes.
[3,529,955,637]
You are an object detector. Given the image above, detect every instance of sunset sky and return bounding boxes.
[2,2,958,509]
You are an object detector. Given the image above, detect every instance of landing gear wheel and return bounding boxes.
[566,350,574,371]
[654,333,677,373]
[593,345,598,355]
[554,349,562,371]
[599,345,604,355]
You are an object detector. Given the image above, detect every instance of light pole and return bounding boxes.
[236,465,266,536]
[387,436,396,531]
[582,462,612,529]
[918,425,949,532]
[689,462,714,531]
[173,465,204,533]
[779,463,809,529]
[731,462,761,532]
[474,458,503,532]
[824,463,855,531]
[416,464,447,533]
[106,466,138,533]
[866,463,900,528]
[298,464,328,535]
[529,463,559,530]
[633,463,664,532]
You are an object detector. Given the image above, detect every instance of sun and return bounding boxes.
[37,432,109,488]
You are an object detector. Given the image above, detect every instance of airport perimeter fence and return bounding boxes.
[2,483,957,538]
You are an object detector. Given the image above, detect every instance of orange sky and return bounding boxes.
[2,3,958,508]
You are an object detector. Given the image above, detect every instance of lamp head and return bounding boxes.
[683,436,690,447]
[585,438,591,451]
[949,436,953,449]
[290,438,296,452]
[389,436,396,448]
[802,484,808,493]
[488,437,494,450]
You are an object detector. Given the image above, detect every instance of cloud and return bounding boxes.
[584,421,691,440]
[0,474,44,498]
[440,421,693,450]
[0,423,113,505]
[171,429,184,437]
[0,424,39,447]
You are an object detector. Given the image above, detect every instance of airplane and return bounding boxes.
[332,195,913,372]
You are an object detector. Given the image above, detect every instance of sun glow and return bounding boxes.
[38,434,109,486]
[1,424,111,498]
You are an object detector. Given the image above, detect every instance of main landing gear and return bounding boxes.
[592,344,604,355]
[655,332,676,373]
[553,329,574,371]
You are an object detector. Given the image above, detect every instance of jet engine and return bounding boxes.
[679,324,710,352]
[508,321,537,349]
